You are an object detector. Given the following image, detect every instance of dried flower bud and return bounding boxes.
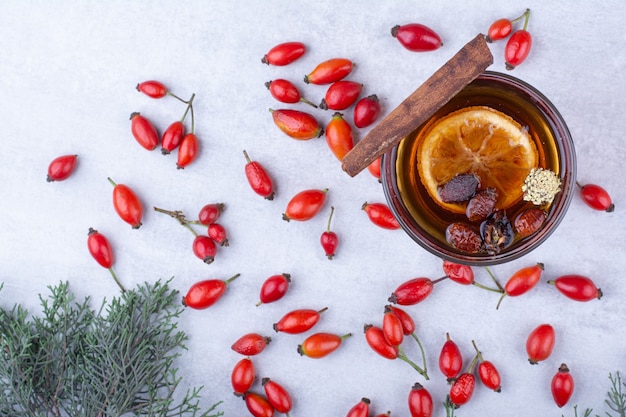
[522,168,561,205]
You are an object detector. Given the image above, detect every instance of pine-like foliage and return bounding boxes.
[0,280,222,417]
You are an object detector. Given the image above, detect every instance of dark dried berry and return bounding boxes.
[446,222,483,253]
[439,174,480,203]
[514,208,547,237]
[480,211,513,255]
[466,187,498,222]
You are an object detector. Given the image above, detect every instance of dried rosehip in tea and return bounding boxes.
[304,58,353,85]
[446,222,482,253]
[319,80,362,110]
[577,182,615,212]
[514,207,547,237]
[466,188,498,222]
[269,108,323,140]
[265,78,317,107]
[547,274,602,302]
[480,210,514,254]
[262,41,306,66]
[231,333,272,356]
[391,23,443,52]
[551,363,574,408]
[354,95,382,128]
[47,154,78,182]
[438,173,480,204]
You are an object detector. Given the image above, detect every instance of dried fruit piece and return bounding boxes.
[480,211,513,254]
[446,222,482,253]
[466,187,498,222]
[438,173,480,203]
[514,207,547,237]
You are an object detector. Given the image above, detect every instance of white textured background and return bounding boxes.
[1,1,625,416]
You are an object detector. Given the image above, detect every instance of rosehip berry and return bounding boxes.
[388,277,435,305]
[319,80,362,110]
[304,58,353,85]
[362,202,400,230]
[231,357,255,395]
[442,260,474,285]
[265,79,317,107]
[486,18,513,42]
[198,203,225,225]
[526,323,555,364]
[439,333,463,382]
[256,273,291,306]
[273,307,327,334]
[208,223,228,246]
[182,274,240,309]
[262,41,306,66]
[382,305,404,346]
[136,80,168,98]
[325,112,354,161]
[231,333,272,356]
[577,182,615,212]
[86,227,125,293]
[243,392,274,417]
[192,235,217,264]
[283,188,328,221]
[269,108,323,140]
[551,363,574,408]
[297,332,351,358]
[320,206,339,259]
[505,29,532,70]
[547,274,602,302]
[354,95,382,128]
[161,121,185,155]
[176,133,198,169]
[408,382,433,417]
[391,23,442,52]
[449,372,475,407]
[364,324,399,360]
[46,154,78,182]
[243,150,275,200]
[497,262,544,309]
[367,157,382,180]
[262,378,292,415]
[108,177,143,229]
[346,397,370,417]
[130,112,159,151]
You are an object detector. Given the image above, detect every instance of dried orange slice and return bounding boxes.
[417,106,538,214]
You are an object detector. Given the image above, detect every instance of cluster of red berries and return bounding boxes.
[485,8,533,70]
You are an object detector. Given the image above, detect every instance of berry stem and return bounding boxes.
[398,346,429,380]
[326,206,335,233]
[107,177,117,187]
[108,267,126,293]
[166,90,188,104]
[484,266,504,291]
[153,206,198,236]
[180,93,195,123]
[471,340,484,362]
[409,332,429,379]
[520,8,531,30]
[471,281,504,293]
[225,273,241,285]
[511,8,530,24]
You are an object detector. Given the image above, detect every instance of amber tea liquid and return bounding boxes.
[394,74,562,256]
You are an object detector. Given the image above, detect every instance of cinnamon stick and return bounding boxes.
[341,33,493,177]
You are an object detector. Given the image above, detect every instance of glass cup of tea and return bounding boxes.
[381,71,577,265]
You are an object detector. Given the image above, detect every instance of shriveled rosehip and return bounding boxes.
[319,80,362,110]
[192,235,217,264]
[256,273,291,306]
[354,95,382,128]
[442,260,474,285]
[547,274,602,302]
[439,333,463,382]
[208,223,228,246]
[269,108,323,140]
[480,210,514,255]
[283,188,328,221]
[362,202,400,230]
[136,80,168,98]
[439,174,480,204]
[262,378,292,415]
[382,305,404,346]
[446,222,482,253]
[325,112,354,161]
[273,307,327,334]
[466,188,498,222]
[232,333,272,356]
[391,23,442,52]
[198,203,225,225]
[161,121,185,155]
[243,392,274,417]
[449,372,475,407]
[388,277,434,305]
[551,363,574,408]
[177,133,198,169]
[304,58,353,85]
[130,112,159,151]
[108,177,143,229]
[182,274,239,309]
[346,397,370,417]
[526,323,555,364]
[262,41,305,66]
[265,79,317,107]
[514,208,547,237]
[578,182,615,212]
[297,332,351,358]
[231,357,255,395]
[47,154,78,182]
[320,206,339,259]
[408,383,433,417]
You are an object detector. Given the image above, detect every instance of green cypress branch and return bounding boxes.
[0,279,222,417]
